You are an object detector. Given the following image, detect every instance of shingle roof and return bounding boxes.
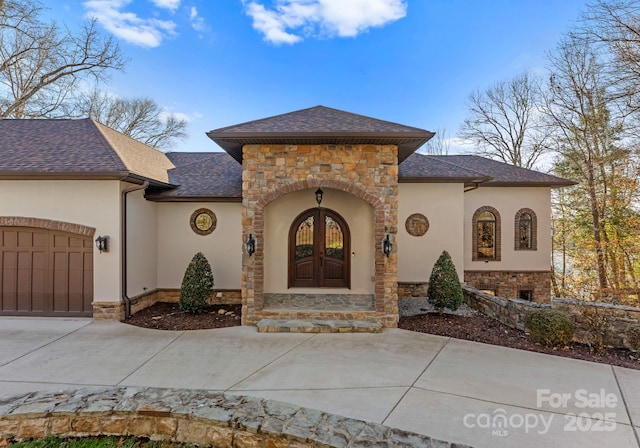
[399,154,492,183]
[0,118,174,184]
[0,117,575,201]
[93,121,175,183]
[207,106,434,163]
[146,152,242,200]
[433,155,576,186]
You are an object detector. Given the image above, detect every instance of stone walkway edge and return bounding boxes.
[0,387,472,448]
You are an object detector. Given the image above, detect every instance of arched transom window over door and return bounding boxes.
[289,208,351,288]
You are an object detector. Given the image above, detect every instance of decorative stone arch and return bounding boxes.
[247,179,389,315]
[0,216,95,237]
[514,208,537,251]
[472,206,501,261]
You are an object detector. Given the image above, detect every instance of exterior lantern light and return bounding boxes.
[383,234,392,258]
[315,188,324,207]
[95,235,108,253]
[245,233,256,256]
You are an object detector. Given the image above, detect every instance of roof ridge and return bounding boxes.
[210,106,325,133]
[85,119,128,172]
[209,105,430,134]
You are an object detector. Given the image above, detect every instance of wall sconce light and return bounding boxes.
[383,234,392,258]
[315,188,324,207]
[245,233,256,256]
[95,235,108,253]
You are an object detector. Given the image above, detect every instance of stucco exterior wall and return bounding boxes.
[126,187,158,297]
[398,183,465,282]
[156,202,242,290]
[264,188,375,294]
[0,180,121,302]
[464,186,552,271]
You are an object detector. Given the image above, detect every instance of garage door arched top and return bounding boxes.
[0,217,96,237]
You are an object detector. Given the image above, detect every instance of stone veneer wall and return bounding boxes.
[94,290,242,321]
[397,282,429,299]
[241,144,399,327]
[0,388,471,448]
[129,289,242,316]
[463,285,640,350]
[464,270,551,303]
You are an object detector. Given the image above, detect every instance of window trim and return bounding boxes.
[472,206,501,261]
[514,208,537,251]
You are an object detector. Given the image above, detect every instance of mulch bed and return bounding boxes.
[399,312,640,370]
[124,302,241,331]
[124,302,639,370]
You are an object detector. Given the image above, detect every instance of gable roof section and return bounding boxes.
[207,106,435,163]
[92,121,175,184]
[0,118,174,185]
[145,152,242,201]
[433,155,576,186]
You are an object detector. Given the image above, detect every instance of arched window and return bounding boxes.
[472,206,501,261]
[515,208,537,250]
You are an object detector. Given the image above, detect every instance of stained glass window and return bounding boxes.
[295,216,314,259]
[519,213,533,249]
[477,211,496,259]
[324,216,344,259]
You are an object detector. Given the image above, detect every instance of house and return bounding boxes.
[0,106,574,326]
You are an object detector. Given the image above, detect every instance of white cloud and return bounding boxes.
[190,6,208,33]
[244,0,407,45]
[84,0,177,47]
[150,0,181,11]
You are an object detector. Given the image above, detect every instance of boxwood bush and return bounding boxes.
[524,309,573,347]
[179,252,214,314]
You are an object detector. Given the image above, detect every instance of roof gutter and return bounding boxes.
[464,182,481,193]
[121,180,149,319]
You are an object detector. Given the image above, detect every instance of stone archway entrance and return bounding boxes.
[288,208,350,289]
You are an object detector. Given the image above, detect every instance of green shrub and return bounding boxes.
[625,325,640,352]
[427,250,463,314]
[179,252,214,314]
[524,309,574,347]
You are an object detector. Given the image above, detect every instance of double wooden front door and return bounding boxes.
[289,208,350,288]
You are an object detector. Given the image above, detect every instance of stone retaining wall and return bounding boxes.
[461,285,549,332]
[463,285,640,349]
[553,298,640,349]
[0,387,471,448]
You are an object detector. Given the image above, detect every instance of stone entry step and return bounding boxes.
[257,319,383,333]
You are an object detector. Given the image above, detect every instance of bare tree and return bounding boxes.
[580,0,640,105]
[544,34,625,296]
[0,0,126,118]
[459,72,549,169]
[71,89,188,150]
[420,127,450,155]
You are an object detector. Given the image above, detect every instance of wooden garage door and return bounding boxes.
[0,227,93,317]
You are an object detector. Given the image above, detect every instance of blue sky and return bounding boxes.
[49,0,588,153]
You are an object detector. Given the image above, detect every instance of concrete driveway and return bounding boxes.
[0,317,638,448]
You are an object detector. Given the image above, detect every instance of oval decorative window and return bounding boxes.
[405,213,429,237]
[190,208,217,235]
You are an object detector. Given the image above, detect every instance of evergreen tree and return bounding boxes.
[179,252,214,314]
[427,251,463,314]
